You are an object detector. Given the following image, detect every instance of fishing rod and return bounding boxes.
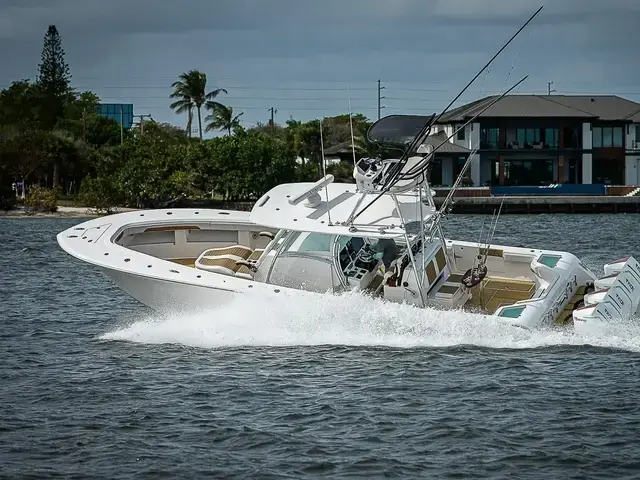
[349,75,528,224]
[379,5,544,191]
[349,8,544,224]
[431,5,543,127]
[400,75,529,181]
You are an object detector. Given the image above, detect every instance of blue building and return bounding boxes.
[98,103,134,129]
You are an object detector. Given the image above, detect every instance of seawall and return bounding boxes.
[435,195,640,214]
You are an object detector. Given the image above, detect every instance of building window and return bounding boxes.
[593,125,624,148]
[499,159,553,186]
[456,125,465,140]
[544,128,558,148]
[602,127,612,147]
[454,156,472,185]
[515,128,541,148]
[636,125,640,148]
[481,128,499,148]
[613,127,623,147]
[592,127,602,148]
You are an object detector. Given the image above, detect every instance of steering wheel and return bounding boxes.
[359,244,376,262]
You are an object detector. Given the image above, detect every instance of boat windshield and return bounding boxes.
[286,232,335,254]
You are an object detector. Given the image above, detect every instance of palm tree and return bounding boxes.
[169,70,226,141]
[205,104,243,136]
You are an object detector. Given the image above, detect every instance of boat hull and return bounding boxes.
[101,268,241,314]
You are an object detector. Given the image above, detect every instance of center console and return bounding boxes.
[344,262,379,289]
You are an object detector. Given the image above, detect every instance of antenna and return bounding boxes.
[319,119,332,226]
[348,84,357,169]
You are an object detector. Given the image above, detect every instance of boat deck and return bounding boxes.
[170,258,197,268]
[168,257,538,314]
[465,275,537,314]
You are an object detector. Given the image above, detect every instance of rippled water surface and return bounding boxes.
[2,214,640,479]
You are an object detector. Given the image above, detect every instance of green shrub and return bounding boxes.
[327,162,355,183]
[0,184,16,211]
[77,176,123,214]
[24,185,58,213]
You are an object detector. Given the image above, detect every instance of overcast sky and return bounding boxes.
[1,0,639,135]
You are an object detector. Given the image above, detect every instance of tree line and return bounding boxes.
[0,25,380,213]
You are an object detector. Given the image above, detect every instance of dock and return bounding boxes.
[435,195,640,214]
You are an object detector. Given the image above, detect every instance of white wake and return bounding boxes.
[99,291,640,352]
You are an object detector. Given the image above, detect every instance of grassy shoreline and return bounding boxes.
[0,206,139,218]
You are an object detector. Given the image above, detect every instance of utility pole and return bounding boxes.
[82,107,87,143]
[268,107,277,132]
[377,79,386,120]
[120,104,124,145]
[133,114,153,134]
[547,81,556,95]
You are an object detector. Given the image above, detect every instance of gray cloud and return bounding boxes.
[2,0,639,38]
[1,0,639,128]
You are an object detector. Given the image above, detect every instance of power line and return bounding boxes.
[57,85,640,95]
[130,105,440,113]
[24,74,640,87]
[3,79,640,96]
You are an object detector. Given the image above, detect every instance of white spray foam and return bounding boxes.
[99,291,640,352]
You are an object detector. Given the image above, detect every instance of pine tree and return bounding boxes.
[37,25,72,188]
[37,25,71,128]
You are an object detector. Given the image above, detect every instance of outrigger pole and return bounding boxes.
[431,5,543,128]
[347,5,544,226]
[348,75,528,226]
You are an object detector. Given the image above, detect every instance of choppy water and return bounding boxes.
[2,214,640,479]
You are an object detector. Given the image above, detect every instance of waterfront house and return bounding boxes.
[431,95,640,189]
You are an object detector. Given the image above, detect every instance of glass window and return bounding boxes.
[613,127,623,147]
[454,156,472,182]
[499,305,526,319]
[592,127,602,148]
[481,128,498,148]
[544,128,557,148]
[288,232,333,253]
[526,129,533,143]
[516,128,525,146]
[602,127,613,147]
[456,125,465,140]
[429,158,443,185]
[538,254,561,268]
[501,158,553,186]
[636,125,640,145]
